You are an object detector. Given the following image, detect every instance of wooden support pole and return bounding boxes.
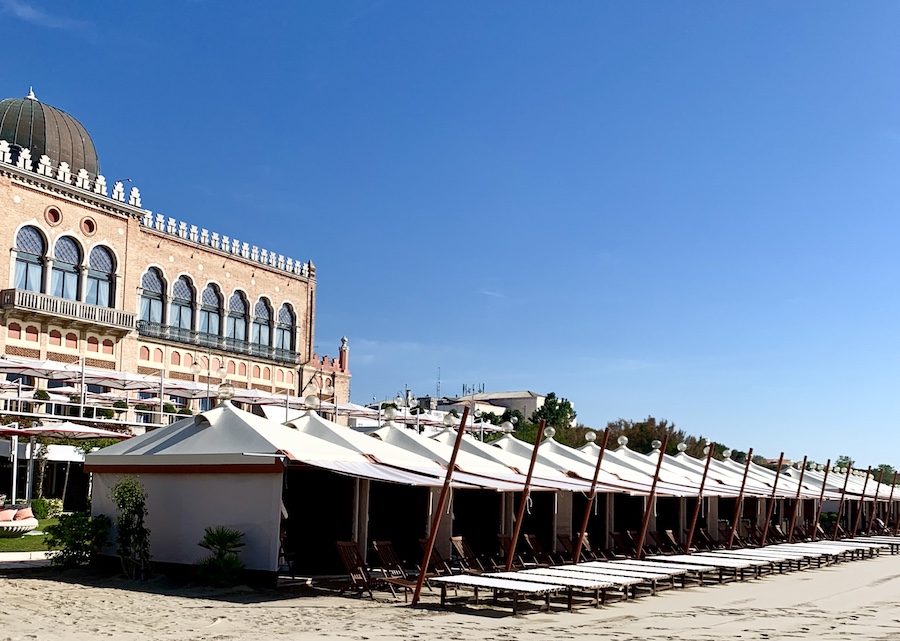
[787,456,807,543]
[684,442,716,554]
[866,467,886,535]
[850,466,872,538]
[810,458,830,539]
[505,420,547,571]
[411,406,469,607]
[833,465,853,541]
[759,452,784,548]
[573,427,610,565]
[726,447,753,549]
[886,472,898,536]
[634,434,669,560]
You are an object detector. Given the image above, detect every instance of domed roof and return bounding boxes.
[0,89,99,177]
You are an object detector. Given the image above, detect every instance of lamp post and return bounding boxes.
[190,361,227,411]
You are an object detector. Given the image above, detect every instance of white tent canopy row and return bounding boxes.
[84,402,899,501]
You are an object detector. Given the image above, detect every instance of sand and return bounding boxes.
[1,553,900,641]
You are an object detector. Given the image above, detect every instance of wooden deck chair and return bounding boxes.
[611,531,637,557]
[557,533,591,563]
[371,540,425,601]
[335,541,376,599]
[497,533,530,569]
[336,541,416,602]
[650,530,677,554]
[450,536,492,573]
[417,538,456,576]
[523,534,559,567]
[696,528,724,550]
[719,524,749,548]
[628,529,662,556]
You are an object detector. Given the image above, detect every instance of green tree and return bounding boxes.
[530,392,576,429]
[111,476,152,580]
[874,464,897,484]
[836,455,854,470]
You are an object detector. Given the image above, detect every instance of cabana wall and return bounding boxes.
[92,471,283,578]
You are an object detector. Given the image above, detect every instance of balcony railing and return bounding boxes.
[0,289,136,331]
[136,320,299,364]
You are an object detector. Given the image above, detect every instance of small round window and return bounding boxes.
[45,207,62,226]
[81,217,97,236]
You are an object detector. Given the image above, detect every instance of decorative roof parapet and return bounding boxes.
[139,212,314,279]
[0,138,123,203]
[0,137,313,280]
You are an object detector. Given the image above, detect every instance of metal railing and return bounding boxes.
[0,289,136,330]
[137,320,299,363]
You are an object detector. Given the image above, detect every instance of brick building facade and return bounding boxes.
[0,90,349,414]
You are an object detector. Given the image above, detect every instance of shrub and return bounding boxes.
[113,400,128,410]
[177,407,193,416]
[134,404,152,414]
[195,526,246,587]
[111,477,152,580]
[163,403,176,414]
[31,498,63,519]
[95,408,115,419]
[45,512,111,568]
[32,389,50,401]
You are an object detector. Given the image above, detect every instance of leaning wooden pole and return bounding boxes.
[684,442,716,553]
[505,420,547,571]
[758,452,785,548]
[634,434,669,560]
[866,467,886,535]
[850,466,872,538]
[887,472,898,536]
[573,427,610,565]
[891,473,900,536]
[832,465,853,541]
[726,447,753,549]
[787,456,807,543]
[411,406,469,606]
[810,458,831,539]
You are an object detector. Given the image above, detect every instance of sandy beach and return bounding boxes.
[1,552,899,641]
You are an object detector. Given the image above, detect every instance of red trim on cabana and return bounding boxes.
[85,462,284,474]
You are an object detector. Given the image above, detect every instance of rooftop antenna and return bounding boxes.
[436,367,441,398]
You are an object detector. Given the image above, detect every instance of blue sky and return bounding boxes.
[3,1,899,467]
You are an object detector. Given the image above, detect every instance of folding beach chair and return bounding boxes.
[611,531,637,557]
[372,540,431,599]
[336,541,417,601]
[450,536,495,573]
[523,534,561,567]
[497,533,530,569]
[417,538,457,576]
[558,533,596,563]
[650,530,679,554]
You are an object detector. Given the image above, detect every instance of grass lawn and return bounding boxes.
[0,519,58,553]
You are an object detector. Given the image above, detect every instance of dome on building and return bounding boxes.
[0,89,99,177]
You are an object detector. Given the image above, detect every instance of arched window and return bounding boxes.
[140,268,165,324]
[14,226,45,292]
[170,276,194,332]
[275,304,295,356]
[51,236,81,300]
[226,292,247,343]
[86,246,115,307]
[251,298,271,350]
[199,285,222,338]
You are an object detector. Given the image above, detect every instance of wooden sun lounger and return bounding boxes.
[853,537,900,554]
[579,560,684,589]
[523,566,646,598]
[611,558,717,585]
[648,553,759,581]
[486,570,618,609]
[540,564,663,596]
[429,574,562,614]
[699,549,806,573]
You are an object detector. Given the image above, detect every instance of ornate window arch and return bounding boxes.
[170,276,194,332]
[251,298,272,350]
[199,284,222,339]
[140,268,165,324]
[86,246,115,307]
[14,226,46,292]
[51,236,82,300]
[226,291,248,343]
[275,303,295,356]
